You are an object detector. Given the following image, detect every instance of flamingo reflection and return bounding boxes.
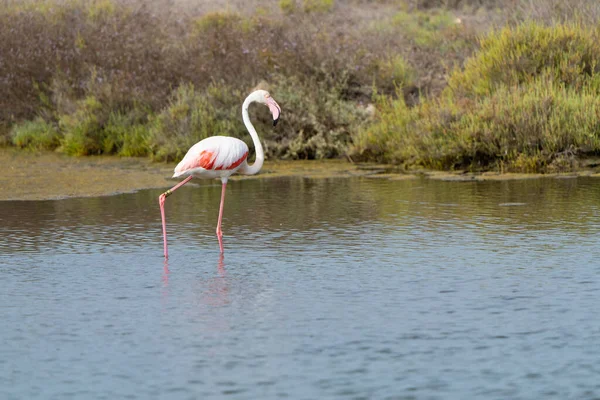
[203,254,230,308]
[161,259,170,306]
[163,259,170,286]
[161,255,230,310]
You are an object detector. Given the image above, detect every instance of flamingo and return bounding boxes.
[158,90,281,258]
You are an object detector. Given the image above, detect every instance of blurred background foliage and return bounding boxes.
[2,0,600,171]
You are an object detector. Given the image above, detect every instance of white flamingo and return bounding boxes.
[158,90,281,258]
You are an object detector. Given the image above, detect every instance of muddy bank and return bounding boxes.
[2,149,599,201]
[0,149,391,201]
[421,168,600,181]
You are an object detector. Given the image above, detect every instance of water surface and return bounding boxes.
[1,177,600,399]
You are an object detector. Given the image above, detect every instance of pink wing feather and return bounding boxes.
[173,136,249,177]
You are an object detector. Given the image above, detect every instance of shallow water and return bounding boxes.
[1,176,600,399]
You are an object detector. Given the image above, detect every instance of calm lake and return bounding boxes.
[1,176,600,399]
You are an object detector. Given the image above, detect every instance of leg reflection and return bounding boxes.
[163,259,170,287]
[217,253,225,275]
[204,254,230,308]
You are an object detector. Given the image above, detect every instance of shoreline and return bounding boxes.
[2,149,599,201]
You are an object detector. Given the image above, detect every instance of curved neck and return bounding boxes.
[240,96,264,175]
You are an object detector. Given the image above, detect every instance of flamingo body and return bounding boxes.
[173,136,249,179]
[158,89,281,258]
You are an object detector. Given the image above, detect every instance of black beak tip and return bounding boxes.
[273,117,279,127]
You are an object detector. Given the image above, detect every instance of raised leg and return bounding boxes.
[216,178,228,254]
[159,176,193,258]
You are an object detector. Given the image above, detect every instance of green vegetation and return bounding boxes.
[2,0,600,172]
[279,0,336,14]
[279,0,297,14]
[447,23,600,98]
[11,118,61,150]
[391,10,457,47]
[302,0,335,13]
[353,22,600,172]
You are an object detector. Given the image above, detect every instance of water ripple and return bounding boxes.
[1,177,600,399]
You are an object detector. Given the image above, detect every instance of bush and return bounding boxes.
[353,22,600,172]
[355,78,600,171]
[302,0,335,13]
[58,96,107,156]
[11,118,61,150]
[429,79,600,170]
[373,55,415,91]
[103,110,150,157]
[279,0,297,14]
[267,75,368,159]
[447,22,600,98]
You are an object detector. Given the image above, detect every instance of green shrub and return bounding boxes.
[353,22,600,172]
[303,0,334,13]
[59,96,106,156]
[279,0,297,14]
[354,76,600,172]
[374,55,415,90]
[425,78,600,170]
[447,22,600,98]
[268,75,368,159]
[352,93,414,164]
[11,118,61,150]
[102,111,150,157]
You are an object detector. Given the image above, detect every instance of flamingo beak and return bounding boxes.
[267,97,281,126]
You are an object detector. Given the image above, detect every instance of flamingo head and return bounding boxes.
[251,90,281,126]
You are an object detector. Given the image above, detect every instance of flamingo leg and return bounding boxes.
[216,180,228,254]
[159,176,193,258]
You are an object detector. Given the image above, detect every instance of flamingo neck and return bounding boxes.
[240,96,264,175]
